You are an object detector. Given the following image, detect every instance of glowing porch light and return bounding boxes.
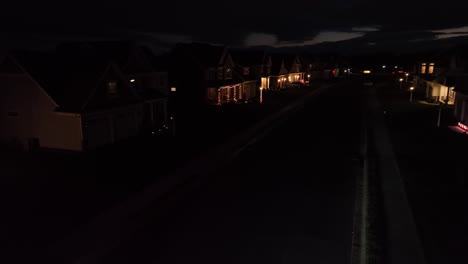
[130,79,135,83]
[171,87,177,92]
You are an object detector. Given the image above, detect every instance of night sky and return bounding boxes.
[2,0,468,51]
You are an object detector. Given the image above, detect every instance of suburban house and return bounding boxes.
[56,41,169,133]
[414,58,457,104]
[230,48,268,98]
[170,43,257,106]
[283,54,305,85]
[0,50,144,151]
[262,54,289,90]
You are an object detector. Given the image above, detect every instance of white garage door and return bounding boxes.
[85,117,112,149]
[113,112,138,141]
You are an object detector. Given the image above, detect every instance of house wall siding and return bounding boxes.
[0,73,85,150]
[82,104,143,150]
[40,113,83,151]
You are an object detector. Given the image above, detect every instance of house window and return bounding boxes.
[207,88,217,101]
[421,63,427,74]
[207,69,216,80]
[225,68,232,79]
[261,77,267,89]
[428,63,434,74]
[107,81,118,96]
[217,67,224,80]
[7,111,18,117]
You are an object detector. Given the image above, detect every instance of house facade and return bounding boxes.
[262,54,289,90]
[171,43,258,106]
[284,55,305,84]
[0,51,144,151]
[57,41,169,134]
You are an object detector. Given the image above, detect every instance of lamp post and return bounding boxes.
[399,78,403,90]
[259,87,263,103]
[437,102,443,127]
[405,73,409,82]
[170,87,177,136]
[409,86,414,102]
[307,74,311,86]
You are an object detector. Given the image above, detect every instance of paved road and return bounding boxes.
[94,82,364,264]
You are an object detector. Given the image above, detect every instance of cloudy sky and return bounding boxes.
[1,0,468,50]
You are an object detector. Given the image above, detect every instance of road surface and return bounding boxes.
[96,81,364,264]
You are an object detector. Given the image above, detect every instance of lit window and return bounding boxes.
[207,88,217,101]
[261,77,268,88]
[421,63,427,74]
[428,63,434,74]
[107,81,118,96]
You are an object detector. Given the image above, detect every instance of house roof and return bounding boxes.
[11,50,115,112]
[268,54,286,75]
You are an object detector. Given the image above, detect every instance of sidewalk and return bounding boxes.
[375,80,468,264]
[0,82,329,264]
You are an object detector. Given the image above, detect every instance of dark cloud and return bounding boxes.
[1,0,468,49]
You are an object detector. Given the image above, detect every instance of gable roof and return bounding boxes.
[10,50,118,112]
[268,54,287,75]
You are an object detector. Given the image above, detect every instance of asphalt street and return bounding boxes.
[97,81,364,264]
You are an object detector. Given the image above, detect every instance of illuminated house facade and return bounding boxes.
[284,55,305,84]
[262,54,290,90]
[414,61,456,104]
[0,51,144,151]
[171,43,257,106]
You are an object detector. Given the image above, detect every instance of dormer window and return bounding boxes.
[420,63,427,74]
[225,67,232,79]
[428,63,434,74]
[107,81,118,97]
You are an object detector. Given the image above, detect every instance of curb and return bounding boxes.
[368,87,426,264]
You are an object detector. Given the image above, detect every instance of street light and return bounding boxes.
[307,74,310,85]
[405,73,409,82]
[399,78,403,90]
[259,87,263,103]
[409,86,414,102]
